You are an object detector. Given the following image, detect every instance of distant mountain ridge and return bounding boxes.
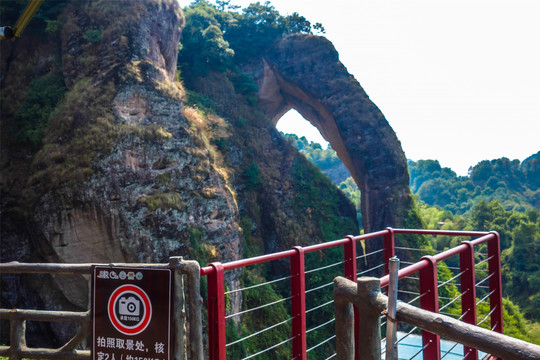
[408,152,540,214]
[286,133,539,214]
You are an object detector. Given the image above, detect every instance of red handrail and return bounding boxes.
[201,228,503,359]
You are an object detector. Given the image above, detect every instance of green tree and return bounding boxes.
[178,1,235,81]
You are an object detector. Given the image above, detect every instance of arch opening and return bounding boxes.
[276,109,328,148]
[276,109,362,227]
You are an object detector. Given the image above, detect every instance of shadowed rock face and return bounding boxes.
[1,0,415,346]
[251,34,414,233]
[1,0,245,344]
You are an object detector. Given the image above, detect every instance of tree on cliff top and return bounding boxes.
[179,0,323,83]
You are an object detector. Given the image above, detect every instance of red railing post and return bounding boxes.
[207,262,226,360]
[344,235,357,281]
[419,255,441,360]
[384,228,395,275]
[344,235,359,360]
[488,232,504,334]
[291,246,307,360]
[460,241,478,360]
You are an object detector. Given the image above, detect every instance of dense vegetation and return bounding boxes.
[408,155,540,327]
[178,0,324,86]
[409,155,540,214]
[285,134,362,221]
[178,2,362,357]
[290,133,540,343]
[0,0,68,149]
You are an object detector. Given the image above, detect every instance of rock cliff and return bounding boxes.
[1,0,247,344]
[252,34,415,235]
[0,0,418,345]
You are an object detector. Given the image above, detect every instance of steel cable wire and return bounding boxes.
[304,260,344,275]
[476,289,496,306]
[357,263,384,276]
[475,272,494,287]
[306,318,335,335]
[225,296,292,319]
[240,336,295,360]
[439,290,468,312]
[356,248,384,260]
[306,335,336,354]
[437,270,466,288]
[226,317,293,347]
[305,281,334,294]
[475,255,495,267]
[440,340,460,359]
[477,306,498,326]
[306,299,334,314]
[225,275,291,295]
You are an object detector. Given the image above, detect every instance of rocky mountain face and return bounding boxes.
[0,0,416,345]
[252,34,416,235]
[1,0,244,344]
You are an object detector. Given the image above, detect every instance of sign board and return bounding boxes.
[92,266,172,360]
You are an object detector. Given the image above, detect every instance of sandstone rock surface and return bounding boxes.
[0,0,418,346]
[252,34,416,234]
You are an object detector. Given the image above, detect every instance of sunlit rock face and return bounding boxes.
[1,0,417,347]
[1,0,243,345]
[251,34,415,234]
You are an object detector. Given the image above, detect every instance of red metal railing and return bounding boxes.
[200,228,503,360]
[380,230,503,360]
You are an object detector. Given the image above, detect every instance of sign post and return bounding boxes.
[92,266,172,360]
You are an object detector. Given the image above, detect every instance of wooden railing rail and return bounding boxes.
[333,276,540,360]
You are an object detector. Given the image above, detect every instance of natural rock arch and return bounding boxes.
[249,34,416,233]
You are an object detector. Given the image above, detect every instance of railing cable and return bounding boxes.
[398,289,421,296]
[445,266,461,271]
[475,272,494,287]
[405,276,420,281]
[437,270,466,288]
[439,290,467,312]
[306,335,336,353]
[440,311,461,317]
[357,248,384,260]
[305,260,344,275]
[306,318,335,335]
[226,317,293,347]
[395,246,437,253]
[225,296,292,319]
[306,299,334,314]
[240,336,294,360]
[407,292,428,305]
[476,289,496,306]
[357,263,384,276]
[305,281,333,294]
[475,255,495,267]
[225,275,291,295]
[408,341,430,360]
[458,309,469,321]
[396,326,420,345]
[440,340,460,359]
[477,306,498,326]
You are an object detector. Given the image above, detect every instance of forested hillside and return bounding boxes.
[408,155,540,330]
[287,133,540,342]
[409,153,540,214]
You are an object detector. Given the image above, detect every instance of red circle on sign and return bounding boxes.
[107,284,152,335]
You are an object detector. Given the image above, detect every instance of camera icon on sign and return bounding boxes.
[118,296,140,316]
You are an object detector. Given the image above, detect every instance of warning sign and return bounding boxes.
[92,267,172,360]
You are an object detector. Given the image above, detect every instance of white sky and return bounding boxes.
[184,0,540,176]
